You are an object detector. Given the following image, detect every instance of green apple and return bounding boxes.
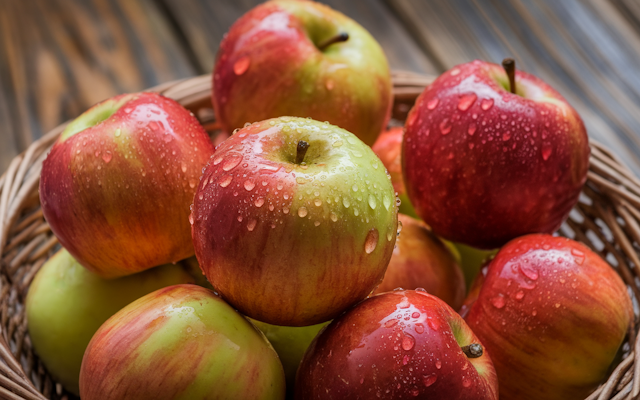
[212,0,392,146]
[26,249,196,395]
[191,117,398,326]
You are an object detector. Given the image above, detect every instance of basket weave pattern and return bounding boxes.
[0,72,639,400]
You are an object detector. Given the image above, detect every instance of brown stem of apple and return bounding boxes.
[318,32,349,51]
[296,140,310,164]
[502,58,516,94]
[461,343,483,358]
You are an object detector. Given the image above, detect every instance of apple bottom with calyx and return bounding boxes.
[374,214,465,311]
[191,117,397,327]
[295,290,498,400]
[465,234,632,400]
[26,249,196,395]
[80,285,285,400]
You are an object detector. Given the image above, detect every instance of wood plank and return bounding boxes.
[158,0,439,75]
[0,0,196,172]
[387,0,640,174]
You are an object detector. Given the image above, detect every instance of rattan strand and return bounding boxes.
[0,71,639,400]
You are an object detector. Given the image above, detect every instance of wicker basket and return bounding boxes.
[0,71,639,400]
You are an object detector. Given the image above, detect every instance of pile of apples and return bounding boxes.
[28,1,633,400]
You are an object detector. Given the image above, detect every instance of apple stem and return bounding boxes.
[318,32,349,51]
[502,58,516,94]
[296,140,310,164]
[461,343,483,359]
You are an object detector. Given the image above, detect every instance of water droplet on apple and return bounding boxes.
[181,162,188,173]
[325,79,334,90]
[233,56,251,75]
[402,334,415,351]
[330,212,338,222]
[481,98,494,111]
[457,93,477,111]
[352,150,363,158]
[115,128,122,137]
[244,180,255,191]
[298,207,308,218]
[515,291,525,300]
[502,132,511,141]
[467,123,477,136]
[385,319,398,328]
[219,176,232,188]
[222,154,242,171]
[213,156,223,165]
[368,195,377,210]
[462,378,471,388]
[435,360,442,369]
[254,197,265,207]
[343,198,351,208]
[415,323,424,334]
[102,151,112,163]
[397,220,403,236]
[189,179,197,188]
[439,118,452,135]
[383,195,391,211]
[491,294,506,309]
[314,198,322,207]
[188,213,194,225]
[364,228,379,254]
[354,208,360,216]
[450,68,461,76]
[314,221,320,226]
[427,98,439,110]
[411,312,420,319]
[247,219,257,231]
[333,140,343,147]
[423,374,437,387]
[542,143,552,160]
[518,264,539,280]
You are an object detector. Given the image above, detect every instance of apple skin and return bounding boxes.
[295,290,498,400]
[373,214,465,310]
[371,127,417,217]
[26,249,197,395]
[79,284,286,400]
[464,234,633,400]
[191,117,398,327]
[40,92,215,278]
[212,0,392,146]
[402,60,590,249]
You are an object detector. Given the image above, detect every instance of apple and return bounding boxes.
[40,92,215,278]
[371,126,417,217]
[26,249,197,395]
[212,0,392,146]
[464,234,633,400]
[191,117,398,326]
[80,284,286,400]
[249,318,328,394]
[373,214,465,310]
[295,290,498,399]
[402,60,590,249]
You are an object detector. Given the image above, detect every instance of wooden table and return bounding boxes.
[2,0,640,174]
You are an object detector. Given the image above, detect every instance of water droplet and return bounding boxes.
[397,220,403,236]
[519,264,539,280]
[415,323,424,334]
[462,378,471,388]
[213,156,223,165]
[219,176,232,187]
[343,198,351,208]
[114,128,122,137]
[189,179,197,188]
[411,312,420,319]
[457,93,477,111]
[188,213,194,225]
[515,291,525,300]
[314,198,322,207]
[222,154,242,171]
[244,180,255,191]
[542,143,552,161]
[181,162,188,173]
[402,334,415,351]
[368,195,377,210]
[481,98,494,111]
[102,151,112,163]
[435,360,442,369]
[330,212,338,222]
[439,118,452,135]
[467,123,477,136]
[352,150,362,158]
[427,98,439,110]
[352,184,358,192]
[314,221,321,226]
[491,294,506,309]
[237,215,243,222]
[325,79,334,90]
[283,206,290,214]
[298,207,308,218]
[247,219,257,231]
[423,374,437,387]
[254,197,265,207]
[383,195,391,211]
[365,228,379,254]
[385,319,398,328]
[333,140,343,147]
[354,208,359,217]
[233,56,250,75]
[502,132,511,141]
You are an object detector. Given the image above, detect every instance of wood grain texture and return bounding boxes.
[387,0,640,173]
[0,0,196,172]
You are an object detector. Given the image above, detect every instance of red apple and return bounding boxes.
[295,290,498,399]
[40,93,215,278]
[465,234,632,400]
[403,60,590,249]
[212,0,392,146]
[371,127,417,217]
[374,214,465,310]
[80,284,285,400]
[191,117,398,326]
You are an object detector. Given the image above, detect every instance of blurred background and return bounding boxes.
[1,0,639,173]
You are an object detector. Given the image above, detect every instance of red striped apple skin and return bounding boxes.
[465,234,633,400]
[403,60,589,249]
[295,290,498,400]
[212,0,392,146]
[191,117,398,327]
[40,93,215,278]
[79,284,285,400]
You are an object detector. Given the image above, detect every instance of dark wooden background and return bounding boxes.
[1,0,640,174]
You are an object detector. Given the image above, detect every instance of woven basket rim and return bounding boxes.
[0,71,639,400]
